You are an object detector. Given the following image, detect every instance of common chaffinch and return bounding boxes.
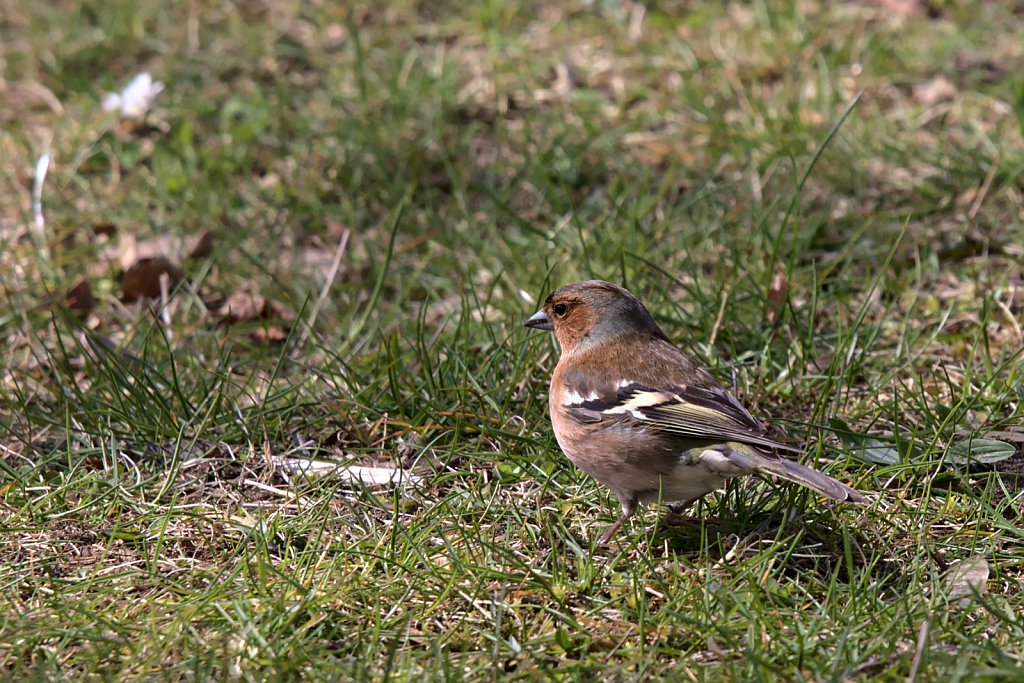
[525,280,865,544]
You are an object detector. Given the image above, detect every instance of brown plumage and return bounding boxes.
[525,280,865,544]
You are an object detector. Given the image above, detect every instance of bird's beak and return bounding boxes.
[524,310,553,331]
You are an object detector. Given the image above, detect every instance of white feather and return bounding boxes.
[624,390,676,408]
[563,389,599,406]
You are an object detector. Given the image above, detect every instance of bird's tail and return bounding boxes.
[719,442,866,504]
[755,457,865,503]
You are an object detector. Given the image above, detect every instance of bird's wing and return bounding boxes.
[563,381,798,453]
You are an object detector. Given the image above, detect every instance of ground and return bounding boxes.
[2,0,1024,680]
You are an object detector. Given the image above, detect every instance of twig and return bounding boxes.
[300,227,351,346]
[908,619,929,683]
[968,160,999,220]
[241,478,316,511]
[708,288,730,347]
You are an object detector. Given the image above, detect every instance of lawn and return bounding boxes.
[2,0,1024,679]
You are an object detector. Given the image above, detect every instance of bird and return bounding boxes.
[524,280,865,544]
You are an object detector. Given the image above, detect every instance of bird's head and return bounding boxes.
[525,280,668,355]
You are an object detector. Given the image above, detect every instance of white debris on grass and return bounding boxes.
[102,72,164,119]
[273,457,424,487]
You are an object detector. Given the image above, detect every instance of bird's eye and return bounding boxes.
[553,303,568,317]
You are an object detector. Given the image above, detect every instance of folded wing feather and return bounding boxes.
[564,382,799,453]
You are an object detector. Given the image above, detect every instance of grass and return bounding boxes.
[2,0,1024,679]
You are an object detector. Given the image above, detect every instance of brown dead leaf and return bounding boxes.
[213,286,294,323]
[211,287,294,344]
[811,349,837,373]
[91,222,118,238]
[117,233,140,271]
[766,270,789,323]
[188,230,214,259]
[250,326,289,344]
[912,75,956,106]
[260,299,294,323]
[107,231,208,270]
[876,0,921,17]
[323,23,348,48]
[64,279,95,317]
[214,288,265,322]
[121,257,182,303]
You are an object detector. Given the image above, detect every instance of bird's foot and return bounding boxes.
[657,511,719,534]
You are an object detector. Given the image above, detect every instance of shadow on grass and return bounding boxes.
[649,502,893,586]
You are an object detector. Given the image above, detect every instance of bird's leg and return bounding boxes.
[597,518,625,545]
[597,498,636,545]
